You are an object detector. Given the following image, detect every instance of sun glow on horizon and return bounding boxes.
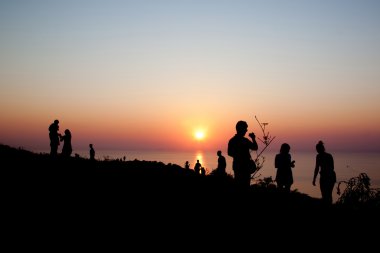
[194,130,205,141]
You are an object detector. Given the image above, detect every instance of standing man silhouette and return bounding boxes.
[194,160,201,175]
[89,144,95,161]
[228,120,258,190]
[216,150,227,175]
[48,119,60,156]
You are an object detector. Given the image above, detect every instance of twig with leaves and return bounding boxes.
[251,115,276,179]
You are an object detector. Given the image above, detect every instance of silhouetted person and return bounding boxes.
[275,143,295,193]
[89,144,95,161]
[228,120,258,189]
[216,150,227,175]
[184,161,190,170]
[48,119,60,156]
[194,160,201,175]
[313,140,336,206]
[60,129,72,157]
[200,166,206,176]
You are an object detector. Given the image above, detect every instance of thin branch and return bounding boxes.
[255,136,275,159]
[250,115,276,181]
[255,115,265,133]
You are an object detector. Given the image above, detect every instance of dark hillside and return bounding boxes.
[2,144,317,209]
[1,144,378,244]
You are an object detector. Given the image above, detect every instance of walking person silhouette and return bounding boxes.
[275,143,295,193]
[228,120,258,190]
[313,140,336,206]
[48,119,60,156]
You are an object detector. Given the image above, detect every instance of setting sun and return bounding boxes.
[194,131,205,141]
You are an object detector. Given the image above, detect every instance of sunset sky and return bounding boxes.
[1,0,379,152]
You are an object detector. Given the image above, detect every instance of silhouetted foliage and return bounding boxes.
[336,172,380,209]
[254,176,277,189]
[251,115,276,179]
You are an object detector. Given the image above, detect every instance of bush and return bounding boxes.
[336,172,380,209]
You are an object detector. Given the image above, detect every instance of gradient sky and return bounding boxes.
[1,0,380,152]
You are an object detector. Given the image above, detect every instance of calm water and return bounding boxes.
[39,149,380,203]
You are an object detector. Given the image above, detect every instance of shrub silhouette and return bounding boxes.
[336,172,380,209]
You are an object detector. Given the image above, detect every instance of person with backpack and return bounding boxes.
[228,120,258,190]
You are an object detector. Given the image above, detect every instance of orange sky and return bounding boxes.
[1,1,380,153]
[1,108,379,152]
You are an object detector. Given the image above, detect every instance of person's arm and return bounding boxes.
[248,133,258,150]
[289,154,295,168]
[227,139,235,157]
[274,154,279,169]
[312,156,319,186]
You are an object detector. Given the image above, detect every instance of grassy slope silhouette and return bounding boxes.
[2,143,378,237]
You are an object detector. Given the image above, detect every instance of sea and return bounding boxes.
[37,149,380,203]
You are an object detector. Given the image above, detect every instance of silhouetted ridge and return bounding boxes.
[1,143,379,231]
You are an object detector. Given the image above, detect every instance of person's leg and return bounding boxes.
[320,179,333,205]
[234,171,251,191]
[326,182,335,205]
[284,184,291,193]
[50,143,57,156]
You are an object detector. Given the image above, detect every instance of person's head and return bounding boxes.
[280,143,290,154]
[89,144,93,148]
[316,140,325,153]
[54,119,59,124]
[217,150,222,156]
[64,129,71,135]
[236,120,248,135]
